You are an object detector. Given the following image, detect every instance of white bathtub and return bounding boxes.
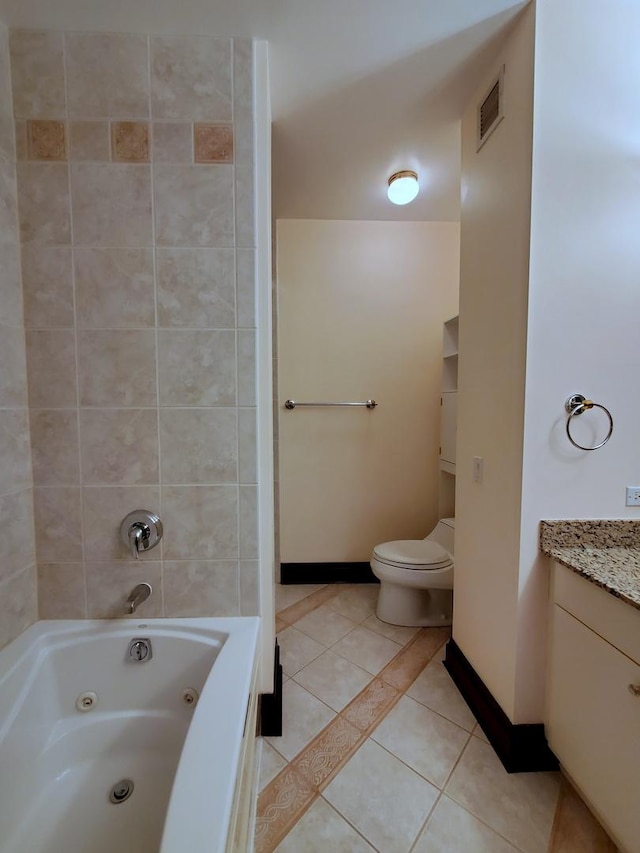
[0,617,260,853]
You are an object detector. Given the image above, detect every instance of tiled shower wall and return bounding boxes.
[0,26,38,649]
[11,30,259,620]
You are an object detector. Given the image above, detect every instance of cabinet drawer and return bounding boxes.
[547,605,640,853]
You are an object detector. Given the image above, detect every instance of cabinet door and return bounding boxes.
[440,391,457,465]
[547,605,640,852]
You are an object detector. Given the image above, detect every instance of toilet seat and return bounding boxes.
[373,539,452,571]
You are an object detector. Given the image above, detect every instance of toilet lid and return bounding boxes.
[373,540,452,570]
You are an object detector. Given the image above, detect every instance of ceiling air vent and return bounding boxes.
[477,66,505,151]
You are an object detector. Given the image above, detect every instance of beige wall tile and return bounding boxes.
[240,559,259,616]
[238,407,257,483]
[0,409,32,491]
[0,326,28,407]
[239,484,258,558]
[26,329,77,408]
[152,122,193,163]
[86,560,162,618]
[156,248,235,328]
[0,564,37,652]
[75,248,155,329]
[151,36,231,121]
[160,408,237,484]
[0,488,36,581]
[22,246,73,328]
[77,330,156,406]
[157,330,236,406]
[154,164,233,247]
[27,120,66,161]
[14,120,27,161]
[9,31,66,119]
[163,560,240,616]
[17,163,70,244]
[235,164,255,248]
[232,40,254,168]
[194,123,233,163]
[236,248,256,328]
[0,113,15,164]
[238,329,256,405]
[33,486,83,562]
[80,409,159,485]
[38,562,86,618]
[161,485,238,559]
[0,240,22,328]
[82,485,161,561]
[30,409,79,486]
[70,164,152,247]
[65,33,150,119]
[68,121,110,162]
[0,164,19,245]
[111,121,149,163]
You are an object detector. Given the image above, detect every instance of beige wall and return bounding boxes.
[10,30,259,620]
[0,24,37,650]
[454,6,534,721]
[277,219,459,564]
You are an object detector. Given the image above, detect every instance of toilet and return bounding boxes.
[370,518,455,627]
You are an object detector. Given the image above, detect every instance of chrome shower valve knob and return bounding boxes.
[120,510,163,559]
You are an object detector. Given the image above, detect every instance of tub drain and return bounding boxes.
[109,779,134,804]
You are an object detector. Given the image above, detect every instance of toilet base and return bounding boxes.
[376,583,452,627]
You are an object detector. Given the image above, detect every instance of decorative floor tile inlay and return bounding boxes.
[342,678,399,732]
[294,716,364,789]
[111,121,149,162]
[194,123,234,163]
[27,120,67,161]
[255,766,316,853]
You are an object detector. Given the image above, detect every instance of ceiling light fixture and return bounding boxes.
[387,170,419,205]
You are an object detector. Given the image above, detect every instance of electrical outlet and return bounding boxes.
[472,457,483,483]
[625,487,640,506]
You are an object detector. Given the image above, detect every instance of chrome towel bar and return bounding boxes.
[284,399,378,410]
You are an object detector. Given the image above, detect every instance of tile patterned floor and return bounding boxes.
[256,584,617,853]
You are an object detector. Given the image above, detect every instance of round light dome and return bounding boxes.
[387,170,419,205]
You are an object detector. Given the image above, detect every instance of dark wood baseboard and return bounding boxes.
[444,638,558,773]
[280,562,379,585]
[259,640,282,737]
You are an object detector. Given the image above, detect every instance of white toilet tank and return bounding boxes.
[425,518,455,556]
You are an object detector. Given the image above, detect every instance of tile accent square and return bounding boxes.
[27,120,66,162]
[324,738,439,853]
[111,121,150,163]
[194,123,233,163]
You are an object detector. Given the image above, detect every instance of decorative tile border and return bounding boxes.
[111,121,149,162]
[276,585,339,626]
[380,626,451,690]
[194,122,234,163]
[255,765,317,853]
[27,120,66,161]
[294,716,364,790]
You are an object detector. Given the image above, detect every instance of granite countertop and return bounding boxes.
[540,520,640,611]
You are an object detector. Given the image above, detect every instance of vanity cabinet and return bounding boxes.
[546,563,640,853]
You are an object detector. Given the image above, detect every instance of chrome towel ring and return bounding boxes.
[565,394,613,451]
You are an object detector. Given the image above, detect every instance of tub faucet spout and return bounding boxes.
[126,582,152,615]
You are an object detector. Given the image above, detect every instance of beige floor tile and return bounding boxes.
[274,796,375,852]
[332,625,402,675]
[407,659,477,731]
[548,778,617,853]
[294,603,359,646]
[294,650,372,711]
[266,679,336,761]
[473,722,490,743]
[327,584,379,622]
[371,695,470,788]
[413,794,520,852]
[278,625,325,676]
[361,612,420,645]
[258,739,288,792]
[275,583,326,613]
[445,736,561,853]
[324,738,439,853]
